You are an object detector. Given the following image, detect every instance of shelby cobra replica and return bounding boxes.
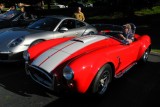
[24,27,151,96]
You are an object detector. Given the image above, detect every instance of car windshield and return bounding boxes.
[92,24,123,32]
[93,24,124,40]
[27,17,61,31]
[0,10,20,20]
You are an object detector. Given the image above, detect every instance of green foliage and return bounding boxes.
[151,49,160,53]
[88,12,124,20]
[135,6,160,16]
[89,6,160,20]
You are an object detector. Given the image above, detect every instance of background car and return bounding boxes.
[0,15,97,62]
[51,3,67,8]
[0,10,35,29]
[24,26,151,96]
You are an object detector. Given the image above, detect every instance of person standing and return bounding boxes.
[73,7,85,21]
[0,3,5,14]
[20,6,28,19]
[18,3,36,19]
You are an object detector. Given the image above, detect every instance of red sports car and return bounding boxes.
[24,28,151,96]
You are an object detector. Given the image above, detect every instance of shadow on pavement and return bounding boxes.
[0,55,159,107]
[0,62,53,98]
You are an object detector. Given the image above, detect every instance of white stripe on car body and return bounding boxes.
[31,35,107,73]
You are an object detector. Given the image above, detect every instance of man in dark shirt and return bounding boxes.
[119,24,134,44]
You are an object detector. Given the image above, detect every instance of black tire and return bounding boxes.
[139,48,150,64]
[91,64,112,96]
[29,40,44,48]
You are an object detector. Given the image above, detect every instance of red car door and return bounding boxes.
[113,41,141,74]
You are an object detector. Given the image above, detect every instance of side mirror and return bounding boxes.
[59,27,68,32]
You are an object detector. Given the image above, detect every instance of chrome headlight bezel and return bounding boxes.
[63,66,74,80]
[23,51,30,61]
[8,36,25,48]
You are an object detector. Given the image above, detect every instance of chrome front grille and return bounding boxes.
[27,65,54,90]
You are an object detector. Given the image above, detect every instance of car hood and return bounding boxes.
[31,35,107,73]
[0,27,43,48]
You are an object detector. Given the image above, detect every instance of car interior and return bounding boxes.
[60,19,76,30]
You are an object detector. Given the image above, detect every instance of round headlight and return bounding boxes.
[23,51,30,61]
[63,66,74,80]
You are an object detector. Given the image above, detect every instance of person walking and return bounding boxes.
[73,7,85,21]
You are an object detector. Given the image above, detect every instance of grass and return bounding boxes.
[151,49,160,53]
[135,6,160,16]
[2,8,20,11]
[88,12,124,20]
[88,6,160,20]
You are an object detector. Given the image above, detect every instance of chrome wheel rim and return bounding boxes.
[144,50,149,61]
[98,70,110,95]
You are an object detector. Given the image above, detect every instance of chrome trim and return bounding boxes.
[63,65,74,80]
[27,65,54,90]
[115,62,137,78]
[0,51,11,54]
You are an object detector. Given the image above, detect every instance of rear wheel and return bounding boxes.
[91,64,112,96]
[139,48,150,63]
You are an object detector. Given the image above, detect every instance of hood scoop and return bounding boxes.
[72,35,97,43]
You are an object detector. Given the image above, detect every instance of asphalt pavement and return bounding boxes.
[0,53,160,107]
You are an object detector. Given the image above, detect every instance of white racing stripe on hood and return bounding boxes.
[32,35,107,73]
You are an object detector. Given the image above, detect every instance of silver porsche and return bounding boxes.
[0,15,98,62]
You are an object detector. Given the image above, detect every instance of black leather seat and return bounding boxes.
[129,23,136,34]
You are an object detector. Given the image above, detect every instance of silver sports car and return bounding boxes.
[0,15,98,62]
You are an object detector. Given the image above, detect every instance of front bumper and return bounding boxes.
[25,63,76,93]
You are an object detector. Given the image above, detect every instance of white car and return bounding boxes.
[52,3,67,8]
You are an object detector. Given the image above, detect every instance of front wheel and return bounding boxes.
[91,64,112,96]
[139,48,150,64]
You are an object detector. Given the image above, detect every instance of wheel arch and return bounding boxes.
[138,44,151,60]
[137,35,151,60]
[69,51,116,93]
[29,39,45,47]
[85,61,115,94]
[108,62,115,79]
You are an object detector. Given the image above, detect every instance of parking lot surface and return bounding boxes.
[0,53,160,107]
